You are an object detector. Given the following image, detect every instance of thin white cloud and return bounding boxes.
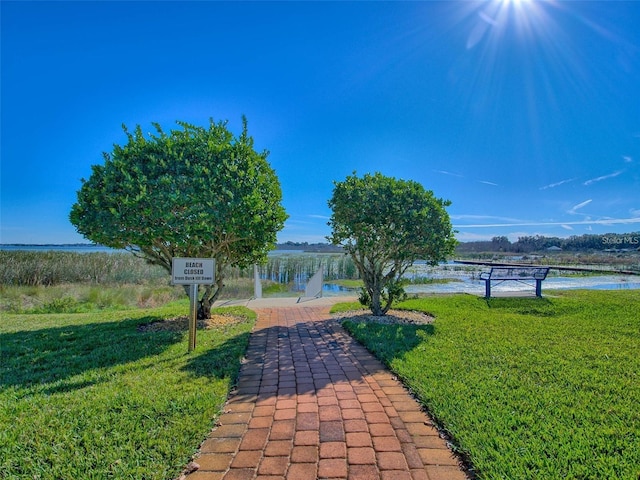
[454,217,640,228]
[434,170,498,186]
[285,214,331,226]
[622,155,633,163]
[561,224,574,231]
[450,214,523,223]
[539,178,575,190]
[583,170,624,186]
[434,169,464,178]
[568,199,592,214]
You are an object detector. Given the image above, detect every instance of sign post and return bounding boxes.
[171,258,215,352]
[188,283,198,351]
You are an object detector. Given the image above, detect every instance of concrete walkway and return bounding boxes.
[185,300,469,480]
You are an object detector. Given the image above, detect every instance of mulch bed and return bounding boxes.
[332,309,433,325]
[138,314,245,332]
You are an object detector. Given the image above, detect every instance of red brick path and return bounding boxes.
[185,306,469,480]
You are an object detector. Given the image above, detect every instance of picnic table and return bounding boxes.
[479,266,550,298]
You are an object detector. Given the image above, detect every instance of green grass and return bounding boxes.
[262,280,297,296]
[1,301,255,479]
[405,277,462,285]
[330,300,366,314]
[338,290,640,480]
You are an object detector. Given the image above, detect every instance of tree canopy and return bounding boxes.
[328,172,456,315]
[70,118,287,317]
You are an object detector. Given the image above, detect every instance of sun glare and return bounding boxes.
[464,0,559,53]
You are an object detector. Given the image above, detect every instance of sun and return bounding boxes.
[465,0,549,50]
[501,0,539,22]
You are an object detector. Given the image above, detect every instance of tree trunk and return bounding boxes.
[370,285,383,316]
[197,275,225,319]
[198,293,211,320]
[380,296,392,315]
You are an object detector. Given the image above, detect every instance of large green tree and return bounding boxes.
[328,172,456,315]
[70,118,287,318]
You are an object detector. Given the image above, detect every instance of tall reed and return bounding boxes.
[253,254,358,290]
[0,251,168,286]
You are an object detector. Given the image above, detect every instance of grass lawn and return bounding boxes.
[339,290,640,480]
[1,300,255,479]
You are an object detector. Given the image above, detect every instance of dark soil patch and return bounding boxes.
[332,309,434,325]
[138,314,245,332]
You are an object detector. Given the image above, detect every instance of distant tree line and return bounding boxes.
[276,242,344,253]
[456,232,640,254]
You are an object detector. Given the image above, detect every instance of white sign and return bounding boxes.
[172,258,215,285]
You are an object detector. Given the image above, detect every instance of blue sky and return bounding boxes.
[2,1,639,244]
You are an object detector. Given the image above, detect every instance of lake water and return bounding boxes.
[0,244,120,253]
[403,275,640,296]
[321,275,640,297]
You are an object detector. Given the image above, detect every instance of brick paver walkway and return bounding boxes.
[185,306,468,480]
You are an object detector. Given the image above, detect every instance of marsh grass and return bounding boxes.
[262,281,297,296]
[0,284,186,313]
[260,253,358,285]
[326,279,364,289]
[339,290,640,479]
[0,302,255,479]
[0,251,168,286]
